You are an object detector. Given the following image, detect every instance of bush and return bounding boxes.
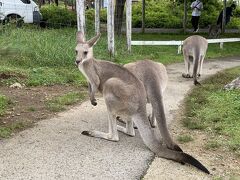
[40,5,77,28]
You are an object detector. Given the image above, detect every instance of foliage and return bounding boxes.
[86,0,240,28]
[184,67,240,154]
[40,5,77,27]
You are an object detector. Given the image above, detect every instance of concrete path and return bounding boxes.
[0,58,239,180]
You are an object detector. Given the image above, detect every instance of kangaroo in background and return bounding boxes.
[182,35,208,85]
[208,24,221,38]
[75,32,210,174]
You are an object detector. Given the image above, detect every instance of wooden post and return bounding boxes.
[76,0,85,36]
[107,0,114,57]
[220,42,224,49]
[142,0,145,33]
[95,0,100,34]
[222,0,226,33]
[183,0,187,33]
[126,0,132,52]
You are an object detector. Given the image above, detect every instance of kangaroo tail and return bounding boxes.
[132,113,210,174]
[181,152,210,174]
[148,82,183,152]
[193,49,201,85]
[156,148,210,174]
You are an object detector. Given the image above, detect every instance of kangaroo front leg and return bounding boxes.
[82,113,119,141]
[88,83,97,106]
[117,120,135,137]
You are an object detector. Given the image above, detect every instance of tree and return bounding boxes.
[114,0,126,36]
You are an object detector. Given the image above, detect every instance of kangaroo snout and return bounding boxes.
[75,60,81,65]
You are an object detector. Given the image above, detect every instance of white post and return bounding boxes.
[220,42,224,49]
[107,0,114,56]
[178,45,182,54]
[95,0,100,34]
[76,0,86,36]
[126,0,132,52]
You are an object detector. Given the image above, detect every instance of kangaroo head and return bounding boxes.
[75,32,101,66]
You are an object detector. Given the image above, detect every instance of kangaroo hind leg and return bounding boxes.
[82,112,119,142]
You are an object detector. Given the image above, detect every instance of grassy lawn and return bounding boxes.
[0,25,240,87]
[0,25,240,138]
[183,67,240,155]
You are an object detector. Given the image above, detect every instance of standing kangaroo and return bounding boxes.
[75,32,210,174]
[182,35,208,85]
[123,60,182,152]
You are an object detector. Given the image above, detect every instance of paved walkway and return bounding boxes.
[0,57,239,180]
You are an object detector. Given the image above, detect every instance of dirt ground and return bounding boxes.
[0,85,87,134]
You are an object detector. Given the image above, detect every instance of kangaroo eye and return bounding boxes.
[84,51,88,56]
[75,50,78,55]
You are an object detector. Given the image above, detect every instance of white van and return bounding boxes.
[0,0,42,23]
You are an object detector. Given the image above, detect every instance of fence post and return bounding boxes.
[178,45,182,54]
[107,0,114,57]
[126,0,132,52]
[220,42,224,49]
[95,0,100,34]
[76,0,85,36]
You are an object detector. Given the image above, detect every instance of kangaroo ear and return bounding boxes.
[87,33,101,47]
[76,31,85,43]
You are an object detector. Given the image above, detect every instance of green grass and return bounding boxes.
[177,134,194,143]
[184,67,240,154]
[0,121,29,138]
[0,95,11,116]
[0,25,240,87]
[46,91,86,112]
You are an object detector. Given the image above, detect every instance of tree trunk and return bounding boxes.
[114,0,126,36]
[183,0,187,33]
[55,0,59,6]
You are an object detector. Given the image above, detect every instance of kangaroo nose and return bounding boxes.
[75,60,81,65]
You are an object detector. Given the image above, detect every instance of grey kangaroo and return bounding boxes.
[182,35,208,85]
[208,24,221,38]
[75,32,210,174]
[123,60,182,152]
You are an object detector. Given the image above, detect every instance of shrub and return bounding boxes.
[40,5,77,28]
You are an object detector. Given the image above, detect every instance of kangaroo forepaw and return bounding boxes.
[81,131,93,136]
[182,73,192,78]
[91,99,97,106]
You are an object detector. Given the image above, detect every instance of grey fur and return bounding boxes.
[182,35,208,85]
[124,60,182,151]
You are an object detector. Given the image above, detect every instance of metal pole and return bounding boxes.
[126,0,132,52]
[76,0,85,36]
